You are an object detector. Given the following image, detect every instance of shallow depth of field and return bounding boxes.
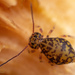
[0,0,75,75]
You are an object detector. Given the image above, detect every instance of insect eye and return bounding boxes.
[34,35,37,38]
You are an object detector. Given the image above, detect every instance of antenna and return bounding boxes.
[30,3,34,33]
[0,45,28,67]
[0,3,34,67]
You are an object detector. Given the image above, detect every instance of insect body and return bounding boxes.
[29,32,75,65]
[0,3,75,67]
[40,38,75,65]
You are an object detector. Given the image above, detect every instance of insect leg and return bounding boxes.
[36,26,43,33]
[28,49,36,53]
[39,52,43,62]
[47,25,55,38]
[48,61,55,66]
[60,35,75,38]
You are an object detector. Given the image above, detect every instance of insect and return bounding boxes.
[0,3,75,67]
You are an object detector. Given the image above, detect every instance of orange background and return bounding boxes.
[0,0,75,75]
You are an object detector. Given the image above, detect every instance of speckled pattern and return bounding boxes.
[40,38,75,65]
[29,32,75,65]
[29,32,43,49]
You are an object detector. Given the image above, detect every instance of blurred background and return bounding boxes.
[0,0,75,75]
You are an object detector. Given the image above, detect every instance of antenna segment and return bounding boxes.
[30,3,34,33]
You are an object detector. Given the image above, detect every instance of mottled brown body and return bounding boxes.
[40,38,75,65]
[29,32,75,65]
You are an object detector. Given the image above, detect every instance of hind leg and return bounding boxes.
[60,35,75,38]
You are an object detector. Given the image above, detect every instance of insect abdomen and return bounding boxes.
[40,38,75,65]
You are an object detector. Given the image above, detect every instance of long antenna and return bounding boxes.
[0,45,28,67]
[30,3,34,33]
[0,3,34,67]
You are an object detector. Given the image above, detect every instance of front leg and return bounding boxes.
[28,49,36,53]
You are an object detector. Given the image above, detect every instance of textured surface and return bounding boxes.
[40,38,75,65]
[0,0,75,75]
